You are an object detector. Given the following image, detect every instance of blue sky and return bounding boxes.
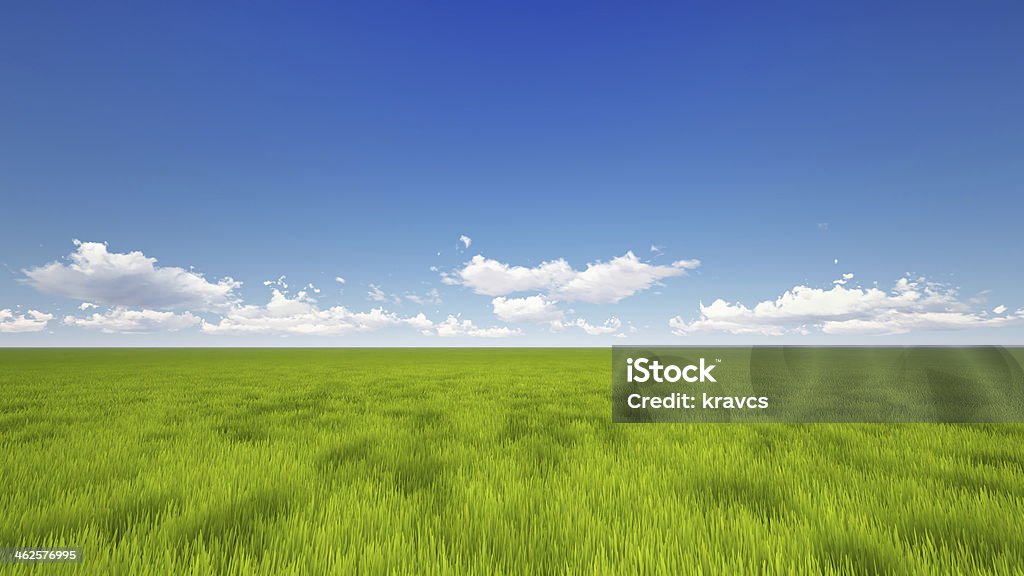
[1,2,1022,345]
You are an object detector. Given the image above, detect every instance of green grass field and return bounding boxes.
[2,349,1023,574]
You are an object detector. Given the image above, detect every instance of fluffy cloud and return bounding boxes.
[670,275,1024,336]
[444,251,699,304]
[434,315,521,338]
[443,256,574,294]
[23,241,239,310]
[202,289,432,336]
[556,252,699,304]
[491,295,564,324]
[64,308,201,333]
[459,235,472,249]
[0,309,53,333]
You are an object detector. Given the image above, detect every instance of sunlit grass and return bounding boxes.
[1,349,1023,574]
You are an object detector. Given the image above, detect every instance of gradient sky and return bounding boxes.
[2,2,1022,345]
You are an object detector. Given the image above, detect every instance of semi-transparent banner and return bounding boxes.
[612,347,1024,423]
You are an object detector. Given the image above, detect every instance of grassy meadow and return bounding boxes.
[1,349,1023,574]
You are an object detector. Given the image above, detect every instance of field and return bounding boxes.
[2,349,1024,574]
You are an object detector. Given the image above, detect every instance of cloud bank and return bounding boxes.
[196,288,517,338]
[201,289,433,336]
[670,275,1024,336]
[491,295,564,324]
[434,315,521,338]
[444,251,699,304]
[0,309,53,333]
[64,308,201,333]
[11,240,1023,342]
[23,241,239,310]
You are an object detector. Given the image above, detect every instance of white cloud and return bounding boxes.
[202,289,432,336]
[23,241,239,310]
[64,308,200,333]
[335,276,346,284]
[445,251,699,304]
[670,275,1024,336]
[78,302,97,310]
[994,305,1007,314]
[555,252,699,304]
[459,235,472,249]
[443,255,574,294]
[833,273,855,285]
[567,317,622,335]
[0,309,53,333]
[434,315,520,338]
[491,295,564,324]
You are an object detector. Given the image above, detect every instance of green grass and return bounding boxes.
[1,349,1023,574]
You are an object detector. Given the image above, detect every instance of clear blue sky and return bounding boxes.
[2,1,1022,345]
